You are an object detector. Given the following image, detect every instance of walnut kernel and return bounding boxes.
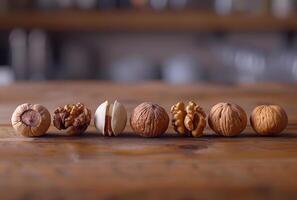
[171,101,206,137]
[53,103,91,135]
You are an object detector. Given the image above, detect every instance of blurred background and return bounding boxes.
[0,0,297,85]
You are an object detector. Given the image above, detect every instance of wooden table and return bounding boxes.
[0,81,297,200]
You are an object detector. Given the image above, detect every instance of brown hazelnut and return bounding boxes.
[250,105,288,135]
[171,101,206,137]
[11,103,51,137]
[53,103,91,135]
[130,102,169,137]
[208,102,247,137]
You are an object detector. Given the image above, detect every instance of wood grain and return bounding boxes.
[0,81,297,200]
[1,11,297,32]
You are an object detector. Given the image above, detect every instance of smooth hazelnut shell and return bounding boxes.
[11,103,51,137]
[208,103,247,137]
[250,105,288,135]
[130,102,169,137]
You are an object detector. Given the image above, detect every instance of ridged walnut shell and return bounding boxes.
[130,102,169,137]
[250,105,288,135]
[11,103,51,137]
[208,103,247,137]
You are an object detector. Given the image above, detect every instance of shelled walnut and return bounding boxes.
[171,101,206,137]
[53,103,91,135]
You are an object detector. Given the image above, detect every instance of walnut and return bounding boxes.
[130,102,169,137]
[250,105,288,135]
[208,102,247,137]
[11,103,51,137]
[171,101,206,137]
[170,102,187,135]
[53,103,91,135]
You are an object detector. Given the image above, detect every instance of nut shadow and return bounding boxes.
[41,132,297,139]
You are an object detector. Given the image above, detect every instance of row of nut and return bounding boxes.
[11,101,288,137]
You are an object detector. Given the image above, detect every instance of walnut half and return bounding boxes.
[53,103,91,135]
[170,101,206,137]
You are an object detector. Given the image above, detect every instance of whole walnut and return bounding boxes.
[208,102,247,137]
[130,102,169,137]
[53,103,91,135]
[250,105,288,135]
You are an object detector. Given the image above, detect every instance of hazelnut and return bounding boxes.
[208,103,247,137]
[250,105,288,135]
[171,101,206,137]
[11,103,51,137]
[130,102,169,137]
[53,103,91,135]
[94,100,127,136]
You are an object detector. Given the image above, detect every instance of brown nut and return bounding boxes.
[171,101,206,137]
[171,102,187,135]
[130,102,169,137]
[250,105,288,135]
[208,103,247,137]
[11,103,51,137]
[53,103,91,135]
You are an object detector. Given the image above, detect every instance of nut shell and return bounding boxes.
[94,100,127,136]
[111,101,127,135]
[53,103,91,135]
[94,101,108,134]
[11,103,51,137]
[130,102,169,137]
[208,103,247,137]
[250,105,288,135]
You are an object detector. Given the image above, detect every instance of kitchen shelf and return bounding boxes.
[0,10,297,32]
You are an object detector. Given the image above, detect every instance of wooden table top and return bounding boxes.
[0,81,297,200]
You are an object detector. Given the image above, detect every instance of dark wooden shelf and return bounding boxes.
[0,10,297,32]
